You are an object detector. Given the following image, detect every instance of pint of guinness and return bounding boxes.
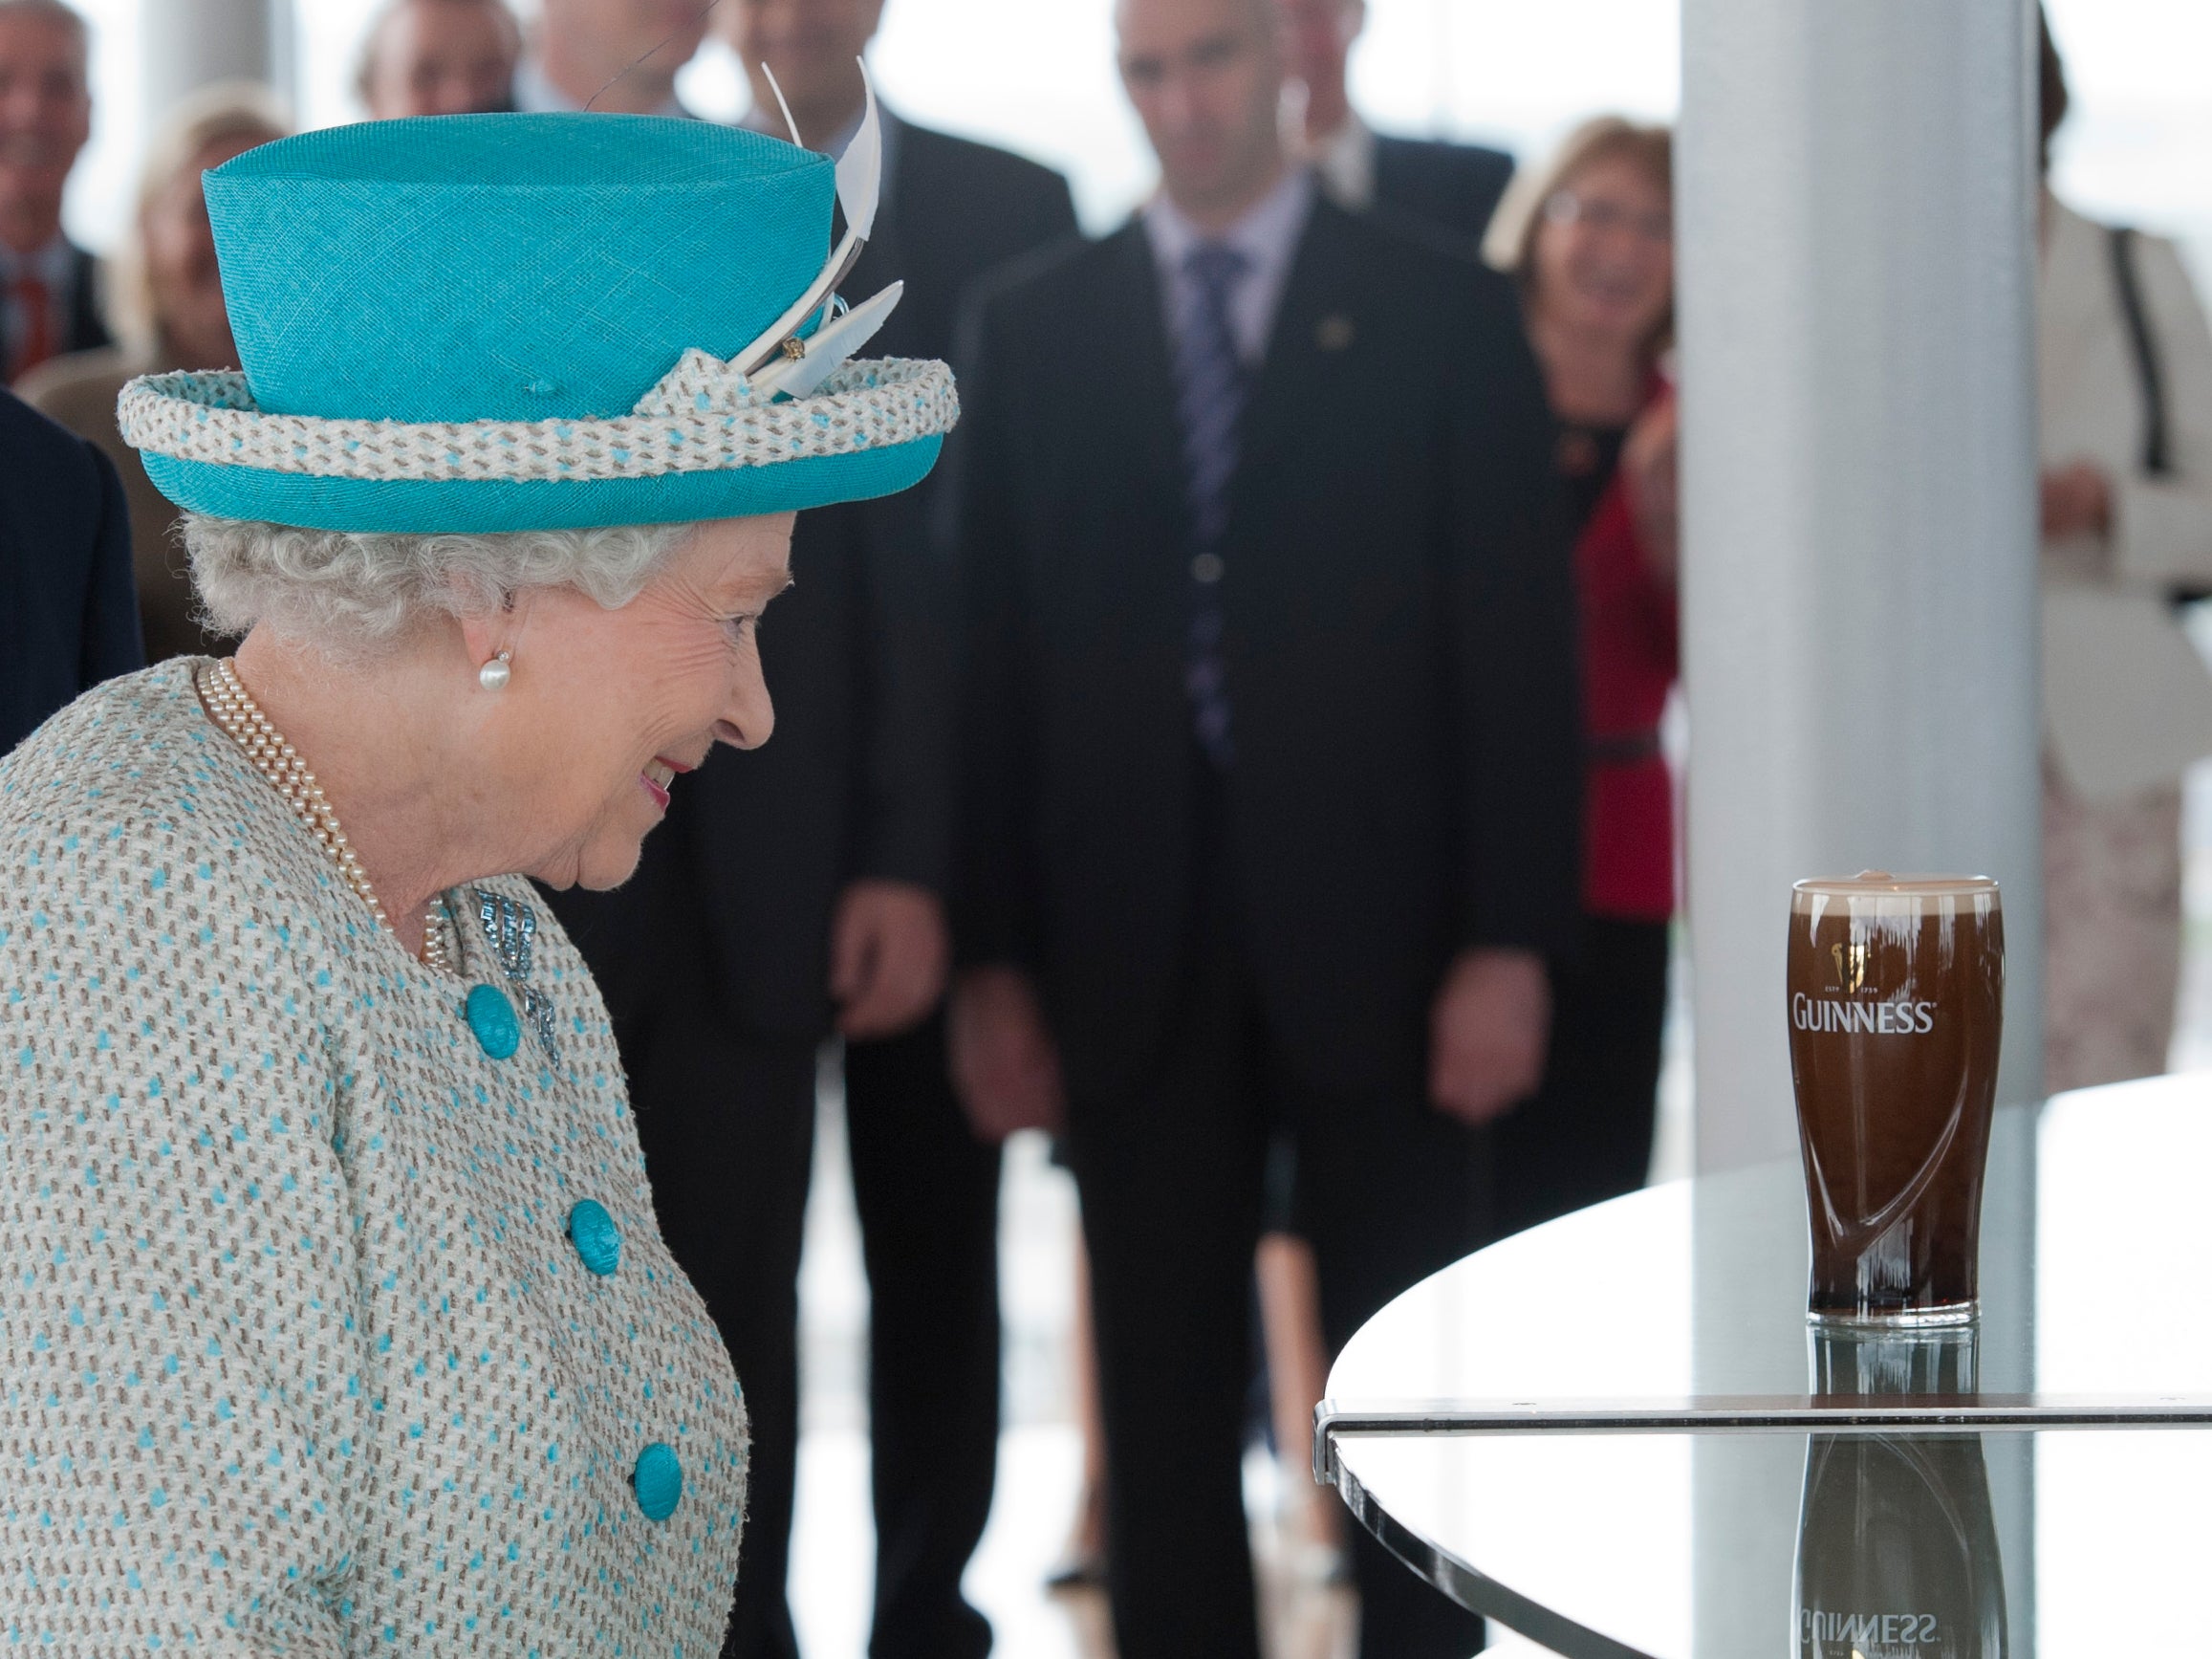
[1787,874,2004,1324]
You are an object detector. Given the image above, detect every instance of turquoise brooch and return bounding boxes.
[466,888,560,1066]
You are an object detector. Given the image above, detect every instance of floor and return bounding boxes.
[784,754,2212,1659]
[788,1099,1372,1659]
[784,955,1700,1659]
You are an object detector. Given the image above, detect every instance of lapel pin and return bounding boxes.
[1316,314,1356,352]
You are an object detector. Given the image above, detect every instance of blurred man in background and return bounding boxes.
[1275,0,1512,244]
[357,0,520,120]
[1,385,140,751]
[0,0,105,384]
[514,0,704,116]
[1253,0,1519,1585]
[948,0,1576,1653]
[545,4,1076,1657]
[20,82,286,662]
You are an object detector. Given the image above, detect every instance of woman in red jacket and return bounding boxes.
[1485,117,1680,1236]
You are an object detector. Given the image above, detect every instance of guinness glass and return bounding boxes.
[1788,874,2004,1325]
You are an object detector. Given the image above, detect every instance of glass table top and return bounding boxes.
[1320,1075,2212,1438]
[1335,1425,2207,1658]
[1318,1073,2212,1656]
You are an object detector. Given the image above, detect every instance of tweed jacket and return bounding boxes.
[0,661,748,1654]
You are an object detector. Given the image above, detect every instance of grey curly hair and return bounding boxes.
[184,515,697,648]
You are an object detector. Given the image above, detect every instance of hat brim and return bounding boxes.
[142,433,943,534]
[120,354,955,533]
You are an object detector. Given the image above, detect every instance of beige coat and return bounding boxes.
[2038,195,2212,798]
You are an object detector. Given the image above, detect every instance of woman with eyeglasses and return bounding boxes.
[1482,117,1679,1238]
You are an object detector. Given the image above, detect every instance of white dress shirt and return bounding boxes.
[1141,165,1315,368]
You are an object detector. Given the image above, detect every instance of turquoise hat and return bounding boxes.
[118,98,955,534]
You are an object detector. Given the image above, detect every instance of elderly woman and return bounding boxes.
[1482,116,1679,1237]
[20,81,289,661]
[0,104,954,1653]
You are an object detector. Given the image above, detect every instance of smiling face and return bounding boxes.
[504,512,794,891]
[1528,150,1673,355]
[0,6,90,243]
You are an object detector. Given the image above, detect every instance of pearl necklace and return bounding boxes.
[198,658,453,974]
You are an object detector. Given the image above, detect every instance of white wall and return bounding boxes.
[2046,1,2212,292]
[59,1,2210,271]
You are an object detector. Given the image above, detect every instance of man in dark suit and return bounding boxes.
[545,5,1078,1656]
[1,387,141,752]
[946,0,1576,1653]
[0,1,109,385]
[1276,0,1514,244]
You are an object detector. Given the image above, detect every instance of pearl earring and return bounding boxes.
[479,649,512,691]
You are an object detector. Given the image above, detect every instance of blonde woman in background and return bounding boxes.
[1482,116,1680,1238]
[19,82,287,662]
[2036,13,2212,1091]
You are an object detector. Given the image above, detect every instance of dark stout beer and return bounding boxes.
[1787,874,2004,1324]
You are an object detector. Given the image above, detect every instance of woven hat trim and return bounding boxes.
[118,356,957,486]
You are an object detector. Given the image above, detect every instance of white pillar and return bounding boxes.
[1681,8,2042,1652]
[1679,0,2045,1176]
[137,0,289,123]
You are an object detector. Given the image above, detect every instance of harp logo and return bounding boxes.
[1831,941,1869,994]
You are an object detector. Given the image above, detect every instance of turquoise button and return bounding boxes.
[633,1442,682,1521]
[465,984,520,1060]
[567,1199,620,1277]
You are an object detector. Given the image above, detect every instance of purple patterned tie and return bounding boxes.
[1171,242,1252,768]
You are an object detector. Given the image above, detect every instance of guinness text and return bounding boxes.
[1791,993,1937,1035]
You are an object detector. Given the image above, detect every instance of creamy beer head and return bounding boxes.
[1792,870,1999,899]
[1786,872,2005,1324]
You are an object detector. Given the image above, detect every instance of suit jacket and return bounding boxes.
[1372,135,1515,247]
[4,242,108,385]
[548,116,1078,1039]
[0,388,141,753]
[19,344,239,664]
[951,196,1581,1101]
[62,244,110,357]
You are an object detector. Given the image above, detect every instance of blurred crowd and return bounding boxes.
[3,0,2209,1656]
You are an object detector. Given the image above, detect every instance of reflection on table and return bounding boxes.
[1795,1432,2005,1658]
[1337,1425,2206,1658]
[1320,1073,2212,1656]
